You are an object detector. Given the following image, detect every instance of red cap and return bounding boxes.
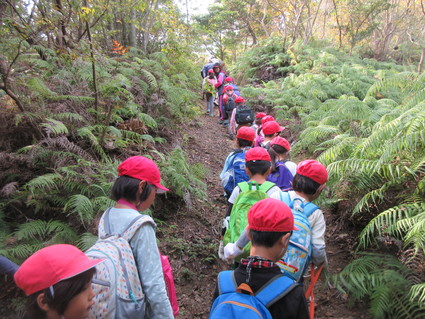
[223,86,233,92]
[14,244,103,296]
[245,147,271,162]
[270,137,290,151]
[235,96,245,104]
[255,112,267,119]
[225,77,233,82]
[248,198,299,232]
[262,121,285,135]
[261,115,275,125]
[296,160,328,185]
[118,156,169,193]
[236,126,255,142]
[208,69,214,73]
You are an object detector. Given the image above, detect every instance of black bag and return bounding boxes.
[225,97,236,114]
[235,105,254,124]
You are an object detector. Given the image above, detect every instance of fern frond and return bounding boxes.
[64,194,94,226]
[358,203,425,249]
[410,283,425,303]
[77,232,98,251]
[40,118,69,136]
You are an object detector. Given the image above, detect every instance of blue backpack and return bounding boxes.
[209,270,297,319]
[220,150,250,196]
[276,192,319,282]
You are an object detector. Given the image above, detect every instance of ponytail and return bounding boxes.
[268,147,279,174]
[268,144,289,173]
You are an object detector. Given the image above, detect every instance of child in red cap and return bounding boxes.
[222,86,239,132]
[211,198,309,319]
[254,115,274,147]
[271,160,329,266]
[14,244,103,319]
[260,121,285,150]
[202,69,217,117]
[102,156,174,318]
[223,76,240,96]
[220,148,282,259]
[266,137,297,190]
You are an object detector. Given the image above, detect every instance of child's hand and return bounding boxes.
[224,243,243,261]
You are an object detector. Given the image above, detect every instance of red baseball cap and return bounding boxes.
[245,147,271,162]
[261,115,275,125]
[235,96,245,103]
[118,156,169,193]
[296,160,328,185]
[270,137,291,151]
[262,121,285,135]
[14,244,103,296]
[248,198,299,232]
[225,77,233,82]
[236,126,255,142]
[208,69,214,73]
[255,112,267,119]
[223,86,233,92]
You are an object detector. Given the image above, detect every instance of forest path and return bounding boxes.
[165,108,369,318]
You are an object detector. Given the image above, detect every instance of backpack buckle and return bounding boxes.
[236,283,255,295]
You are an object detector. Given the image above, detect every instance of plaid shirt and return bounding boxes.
[240,256,276,268]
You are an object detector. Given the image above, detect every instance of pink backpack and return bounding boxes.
[160,254,179,316]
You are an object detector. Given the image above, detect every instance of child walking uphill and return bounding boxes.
[14,244,103,319]
[210,198,309,319]
[225,160,329,272]
[260,121,285,150]
[213,63,226,123]
[203,69,217,117]
[266,137,297,190]
[95,156,174,318]
[220,126,255,200]
[220,147,282,261]
[271,160,328,267]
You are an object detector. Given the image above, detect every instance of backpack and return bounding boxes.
[86,208,155,319]
[224,96,236,114]
[160,254,179,317]
[220,150,250,196]
[223,181,276,261]
[209,270,298,319]
[235,104,254,124]
[276,192,319,282]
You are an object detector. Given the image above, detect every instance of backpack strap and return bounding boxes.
[101,208,155,241]
[238,182,250,192]
[300,202,319,218]
[255,275,298,308]
[279,191,292,207]
[259,181,276,193]
[217,270,237,295]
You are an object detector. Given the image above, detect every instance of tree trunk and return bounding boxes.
[129,9,137,46]
[418,48,425,73]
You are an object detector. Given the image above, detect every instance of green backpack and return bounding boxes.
[223,181,276,261]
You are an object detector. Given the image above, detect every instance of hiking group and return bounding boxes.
[2,57,329,319]
[205,56,328,319]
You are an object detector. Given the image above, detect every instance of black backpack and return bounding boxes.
[225,97,236,114]
[235,104,254,124]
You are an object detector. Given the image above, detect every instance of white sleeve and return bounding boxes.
[228,186,240,204]
[308,209,327,266]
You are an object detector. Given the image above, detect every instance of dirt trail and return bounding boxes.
[170,111,369,318]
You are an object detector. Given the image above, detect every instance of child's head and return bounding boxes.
[208,69,215,78]
[255,112,267,126]
[293,160,328,198]
[223,86,233,95]
[224,77,233,85]
[268,137,291,173]
[262,121,285,138]
[247,198,297,261]
[236,127,255,148]
[14,244,102,319]
[245,147,271,177]
[235,96,245,105]
[112,156,168,211]
[261,115,275,126]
